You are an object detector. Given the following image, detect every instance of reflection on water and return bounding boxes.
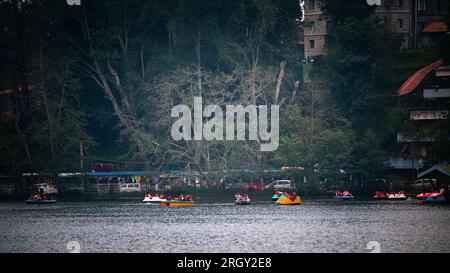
[1,200,450,253]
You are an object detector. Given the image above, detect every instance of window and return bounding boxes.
[418,0,427,11]
[395,0,403,7]
[310,21,315,32]
[309,39,315,49]
[309,0,315,10]
[398,18,403,29]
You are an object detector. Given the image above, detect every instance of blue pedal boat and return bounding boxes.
[335,195,354,200]
[25,199,57,204]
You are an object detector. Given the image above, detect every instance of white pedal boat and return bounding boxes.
[387,192,407,200]
[143,195,167,203]
[235,197,251,205]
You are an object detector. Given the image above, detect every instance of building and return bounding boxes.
[302,0,327,58]
[302,0,450,58]
[375,0,414,50]
[413,0,450,48]
[389,61,450,185]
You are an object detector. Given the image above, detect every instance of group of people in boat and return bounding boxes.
[144,193,193,201]
[175,193,193,201]
[335,191,353,196]
[273,191,299,200]
[28,193,55,201]
[234,193,249,200]
[417,187,446,199]
[144,193,165,199]
[283,192,298,201]
[234,193,251,205]
[374,191,406,197]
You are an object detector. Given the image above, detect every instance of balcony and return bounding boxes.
[397,133,436,143]
[410,110,449,120]
[423,87,450,99]
[388,157,424,169]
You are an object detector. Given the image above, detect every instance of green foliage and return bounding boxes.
[351,130,387,179]
[3,0,441,190]
[310,0,403,182]
[315,129,353,173]
[318,0,401,135]
[321,0,375,25]
[0,0,92,173]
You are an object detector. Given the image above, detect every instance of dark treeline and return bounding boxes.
[0,0,448,189]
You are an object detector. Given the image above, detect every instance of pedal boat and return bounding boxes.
[161,200,194,207]
[25,199,57,204]
[335,194,354,200]
[387,192,407,201]
[235,197,251,205]
[271,193,285,201]
[143,195,167,203]
[417,193,447,204]
[373,192,388,200]
[276,196,301,205]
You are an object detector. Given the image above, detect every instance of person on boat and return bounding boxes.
[291,192,298,200]
[186,193,193,201]
[145,193,150,198]
[179,194,184,201]
[160,194,165,199]
[235,193,242,200]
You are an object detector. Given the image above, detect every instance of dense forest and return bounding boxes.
[0,0,449,189]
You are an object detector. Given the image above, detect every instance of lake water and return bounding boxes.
[1,199,450,253]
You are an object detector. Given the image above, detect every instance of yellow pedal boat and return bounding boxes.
[161,200,194,207]
[276,196,301,205]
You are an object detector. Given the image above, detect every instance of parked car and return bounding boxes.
[119,183,141,193]
[265,180,295,191]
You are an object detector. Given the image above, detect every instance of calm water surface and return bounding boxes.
[1,200,450,253]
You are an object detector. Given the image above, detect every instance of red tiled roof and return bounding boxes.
[422,22,448,33]
[398,59,444,96]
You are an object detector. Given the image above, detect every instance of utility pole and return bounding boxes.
[311,82,316,190]
[80,138,85,192]
[80,139,84,171]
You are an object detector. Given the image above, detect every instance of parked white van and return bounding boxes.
[119,183,141,193]
[265,180,295,190]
